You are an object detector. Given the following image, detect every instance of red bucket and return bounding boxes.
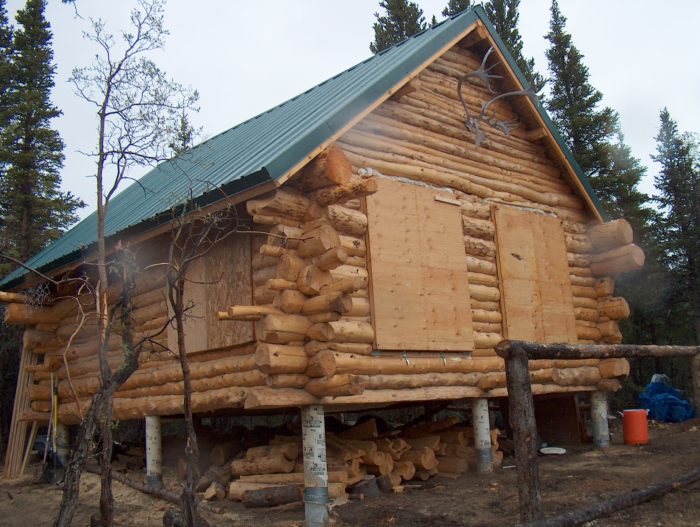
[623,409,649,445]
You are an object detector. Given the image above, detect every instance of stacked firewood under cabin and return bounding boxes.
[187,417,504,506]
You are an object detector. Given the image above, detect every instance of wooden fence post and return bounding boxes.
[692,354,700,414]
[498,343,542,523]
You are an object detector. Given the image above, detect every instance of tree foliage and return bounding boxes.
[442,0,472,17]
[484,0,545,92]
[652,109,700,341]
[0,0,82,272]
[370,0,426,54]
[544,0,617,180]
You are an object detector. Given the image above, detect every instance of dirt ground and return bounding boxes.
[1,418,699,527]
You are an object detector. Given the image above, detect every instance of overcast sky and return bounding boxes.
[6,0,700,219]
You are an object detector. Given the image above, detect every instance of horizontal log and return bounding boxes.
[297,143,353,191]
[356,372,482,390]
[44,353,257,402]
[311,175,378,207]
[246,188,309,221]
[255,314,311,344]
[464,235,496,257]
[469,284,500,302]
[306,320,375,343]
[595,277,615,298]
[496,340,700,360]
[305,374,365,398]
[599,358,630,378]
[275,289,305,315]
[327,205,368,236]
[591,244,645,276]
[219,305,280,321]
[598,297,630,320]
[259,244,286,258]
[462,216,495,240]
[4,303,62,325]
[243,385,488,409]
[588,219,633,251]
[265,374,310,389]
[312,247,348,272]
[297,265,334,296]
[304,341,373,356]
[0,291,30,303]
[339,235,366,257]
[254,344,308,374]
[329,352,503,376]
[302,292,352,315]
[57,386,246,424]
[466,255,497,275]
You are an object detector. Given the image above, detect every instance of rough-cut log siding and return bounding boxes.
[23,40,631,418]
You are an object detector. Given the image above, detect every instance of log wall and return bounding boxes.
[13,39,637,420]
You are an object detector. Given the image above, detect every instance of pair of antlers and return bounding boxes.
[457,47,538,147]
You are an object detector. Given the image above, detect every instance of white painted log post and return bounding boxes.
[145,415,163,488]
[472,398,493,473]
[301,405,329,527]
[55,423,70,467]
[590,391,610,448]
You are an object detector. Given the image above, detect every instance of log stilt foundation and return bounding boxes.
[590,391,610,448]
[145,415,163,488]
[471,398,493,473]
[301,405,329,527]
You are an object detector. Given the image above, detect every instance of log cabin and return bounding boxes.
[1,5,641,495]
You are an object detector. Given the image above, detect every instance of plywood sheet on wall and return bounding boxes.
[206,234,253,348]
[366,178,473,351]
[168,257,208,353]
[166,233,254,353]
[494,206,577,344]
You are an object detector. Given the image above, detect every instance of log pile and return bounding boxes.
[181,417,507,506]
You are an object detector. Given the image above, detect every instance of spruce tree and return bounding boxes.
[484,0,545,92]
[442,0,472,17]
[0,0,82,269]
[544,0,617,179]
[370,0,426,54]
[0,1,13,188]
[652,109,700,342]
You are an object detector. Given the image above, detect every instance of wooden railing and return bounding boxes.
[494,340,700,525]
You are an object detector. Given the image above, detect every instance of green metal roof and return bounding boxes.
[1,6,606,289]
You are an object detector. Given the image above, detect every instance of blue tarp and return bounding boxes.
[639,376,696,423]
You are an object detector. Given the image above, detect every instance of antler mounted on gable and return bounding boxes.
[457,47,539,147]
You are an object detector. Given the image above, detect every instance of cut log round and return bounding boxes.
[297,144,353,191]
[588,219,633,251]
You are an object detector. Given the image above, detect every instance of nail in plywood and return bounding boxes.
[494,206,577,344]
[366,178,473,351]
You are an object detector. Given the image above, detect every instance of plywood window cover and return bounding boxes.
[366,178,474,351]
[493,204,577,344]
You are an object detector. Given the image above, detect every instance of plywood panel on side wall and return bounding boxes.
[206,234,254,348]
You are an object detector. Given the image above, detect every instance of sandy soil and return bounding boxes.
[1,419,699,526]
